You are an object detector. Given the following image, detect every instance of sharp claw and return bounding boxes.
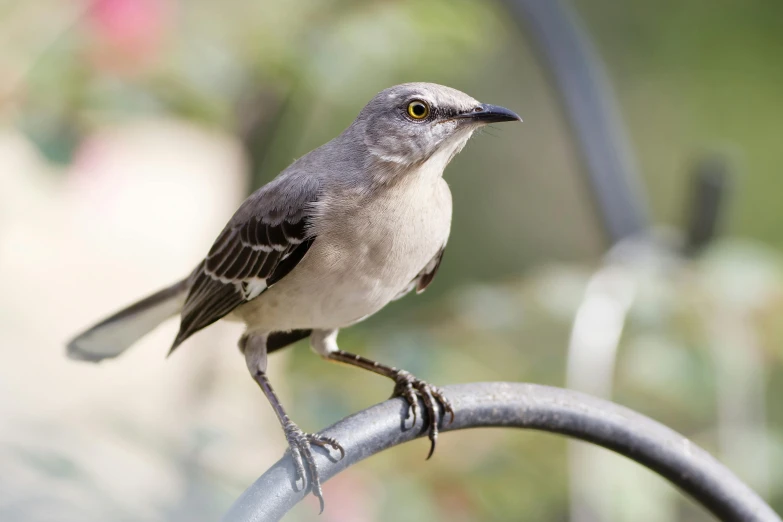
[418,385,438,459]
[426,434,437,460]
[301,443,323,512]
[391,371,453,460]
[308,468,325,514]
[425,402,439,460]
[283,422,346,512]
[290,446,306,490]
[326,438,345,452]
[309,436,346,461]
[333,441,346,460]
[434,391,455,425]
[324,439,345,460]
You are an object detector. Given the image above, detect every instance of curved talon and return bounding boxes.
[433,388,455,425]
[417,384,438,459]
[283,421,344,513]
[309,435,346,460]
[289,445,307,489]
[391,371,453,459]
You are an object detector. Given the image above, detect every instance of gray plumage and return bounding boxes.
[67,82,521,510]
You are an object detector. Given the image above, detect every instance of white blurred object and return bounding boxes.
[566,235,775,522]
[567,235,682,522]
[0,120,289,521]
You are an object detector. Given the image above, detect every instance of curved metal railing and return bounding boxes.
[222,382,780,522]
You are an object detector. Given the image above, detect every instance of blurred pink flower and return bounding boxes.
[306,470,380,522]
[86,0,172,72]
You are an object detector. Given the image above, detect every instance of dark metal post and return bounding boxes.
[500,0,649,244]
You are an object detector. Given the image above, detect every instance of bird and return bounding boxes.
[67,82,521,510]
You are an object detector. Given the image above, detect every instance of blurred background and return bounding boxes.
[2,0,783,520]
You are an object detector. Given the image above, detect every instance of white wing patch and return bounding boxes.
[242,278,268,300]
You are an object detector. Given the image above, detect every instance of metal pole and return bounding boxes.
[222,382,779,522]
[500,0,649,245]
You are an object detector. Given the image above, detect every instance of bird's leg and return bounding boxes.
[311,329,454,459]
[240,333,344,513]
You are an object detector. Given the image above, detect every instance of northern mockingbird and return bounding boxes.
[68,82,521,509]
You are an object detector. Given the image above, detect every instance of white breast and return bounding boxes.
[236,174,452,332]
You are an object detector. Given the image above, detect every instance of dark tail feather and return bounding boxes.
[67,279,188,362]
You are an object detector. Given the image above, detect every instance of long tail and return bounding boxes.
[67,279,189,362]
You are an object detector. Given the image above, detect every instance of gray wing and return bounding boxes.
[171,177,319,351]
[393,247,446,301]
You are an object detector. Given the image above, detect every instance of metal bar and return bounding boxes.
[500,0,650,244]
[222,382,779,522]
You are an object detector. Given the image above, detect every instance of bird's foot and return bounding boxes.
[391,370,454,459]
[283,420,345,513]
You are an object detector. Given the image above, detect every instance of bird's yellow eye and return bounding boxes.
[407,100,430,120]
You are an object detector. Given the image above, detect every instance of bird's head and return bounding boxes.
[353,82,521,172]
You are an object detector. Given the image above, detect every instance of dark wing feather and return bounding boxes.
[416,248,445,293]
[171,179,318,351]
[393,247,446,301]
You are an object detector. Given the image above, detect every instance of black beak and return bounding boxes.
[455,103,522,124]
